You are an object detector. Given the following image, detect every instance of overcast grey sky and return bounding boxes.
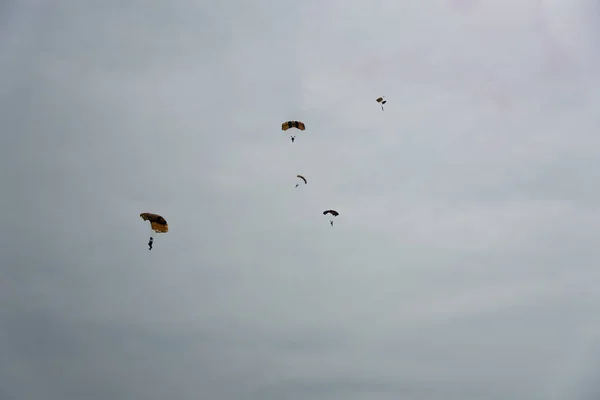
[2,0,600,399]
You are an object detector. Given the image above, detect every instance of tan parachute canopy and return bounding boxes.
[140,213,168,233]
[281,121,306,131]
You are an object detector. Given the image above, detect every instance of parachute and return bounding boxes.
[376,96,387,110]
[282,121,305,143]
[296,174,307,187]
[140,213,168,233]
[281,121,306,131]
[323,209,339,226]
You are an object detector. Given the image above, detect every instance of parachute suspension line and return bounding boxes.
[147,225,154,251]
[323,209,339,227]
[280,120,306,190]
[289,138,301,187]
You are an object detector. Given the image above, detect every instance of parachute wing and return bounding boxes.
[282,121,306,131]
[140,213,169,233]
[297,175,307,184]
[323,209,339,217]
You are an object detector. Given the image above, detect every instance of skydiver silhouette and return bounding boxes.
[330,220,334,226]
[295,183,299,187]
[291,136,295,143]
[148,237,153,250]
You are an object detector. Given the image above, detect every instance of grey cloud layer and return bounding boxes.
[2,1,600,399]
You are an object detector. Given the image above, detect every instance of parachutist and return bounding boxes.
[282,121,304,142]
[323,209,339,226]
[140,213,167,251]
[295,184,299,187]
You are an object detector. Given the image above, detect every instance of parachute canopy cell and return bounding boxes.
[282,121,305,131]
[297,175,307,184]
[140,213,168,233]
[323,209,339,216]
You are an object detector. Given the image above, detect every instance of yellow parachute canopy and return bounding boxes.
[140,213,168,233]
[281,121,305,131]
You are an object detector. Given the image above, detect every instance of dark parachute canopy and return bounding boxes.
[140,213,168,233]
[281,121,305,131]
[297,175,307,184]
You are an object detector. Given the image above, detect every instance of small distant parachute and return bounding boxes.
[140,213,168,233]
[295,174,307,187]
[281,121,306,131]
[282,121,305,143]
[323,209,339,226]
[376,96,387,110]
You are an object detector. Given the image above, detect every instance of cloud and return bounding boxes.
[2,0,600,399]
